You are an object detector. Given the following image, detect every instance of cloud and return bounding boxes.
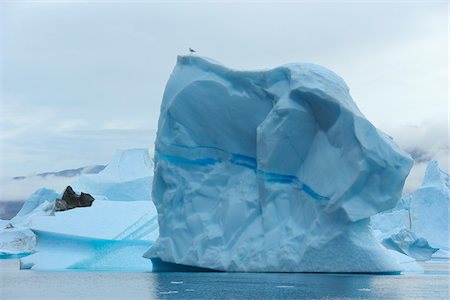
[0,1,447,200]
[0,175,68,202]
[1,127,156,178]
[383,119,449,194]
[0,98,156,177]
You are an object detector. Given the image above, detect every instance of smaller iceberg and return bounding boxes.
[11,188,59,224]
[372,160,449,259]
[1,149,158,271]
[410,160,449,253]
[71,148,154,201]
[381,229,438,261]
[0,224,36,258]
[1,189,58,258]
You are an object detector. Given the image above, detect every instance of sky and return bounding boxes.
[0,0,448,200]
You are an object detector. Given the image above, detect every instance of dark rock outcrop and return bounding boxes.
[55,186,95,211]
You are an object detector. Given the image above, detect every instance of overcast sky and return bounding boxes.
[0,0,448,200]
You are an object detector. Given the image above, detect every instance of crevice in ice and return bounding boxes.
[113,212,159,240]
[225,206,262,249]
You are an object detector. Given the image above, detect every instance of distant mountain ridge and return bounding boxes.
[13,165,106,180]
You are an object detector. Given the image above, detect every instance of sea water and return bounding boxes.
[1,260,449,300]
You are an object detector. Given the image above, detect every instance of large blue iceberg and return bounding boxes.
[144,55,413,273]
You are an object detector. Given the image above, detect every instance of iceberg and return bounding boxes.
[381,229,438,261]
[71,148,153,201]
[0,149,158,270]
[11,188,59,223]
[144,55,413,273]
[15,200,157,271]
[0,225,36,258]
[371,160,449,259]
[1,189,58,258]
[410,160,449,252]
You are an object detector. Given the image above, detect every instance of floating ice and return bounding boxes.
[0,225,36,258]
[1,189,56,258]
[145,55,413,273]
[381,229,438,261]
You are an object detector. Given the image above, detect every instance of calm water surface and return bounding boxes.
[1,262,449,299]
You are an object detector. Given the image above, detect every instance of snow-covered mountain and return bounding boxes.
[13,165,106,180]
[2,165,107,203]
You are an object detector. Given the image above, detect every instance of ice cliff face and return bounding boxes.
[144,55,413,272]
[410,161,449,251]
[71,148,153,201]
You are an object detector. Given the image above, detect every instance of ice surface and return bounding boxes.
[18,199,157,270]
[71,148,154,201]
[29,200,158,240]
[20,230,152,271]
[145,55,413,272]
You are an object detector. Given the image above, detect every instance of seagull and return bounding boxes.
[189,48,196,53]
